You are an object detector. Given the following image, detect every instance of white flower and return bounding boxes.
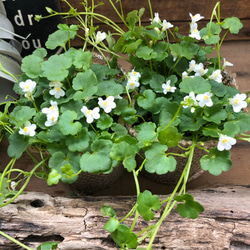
[127,69,141,80]
[162,80,176,94]
[182,71,189,79]
[96,31,106,44]
[194,63,208,76]
[217,134,236,151]
[42,100,59,115]
[150,13,161,24]
[223,58,233,67]
[182,91,197,108]
[42,100,59,127]
[19,121,37,136]
[196,92,213,107]
[10,181,16,191]
[19,79,36,99]
[85,27,89,37]
[162,20,173,31]
[49,81,65,99]
[189,13,204,24]
[188,60,197,72]
[81,106,100,123]
[229,93,247,112]
[44,112,59,127]
[189,23,201,40]
[127,76,140,90]
[209,69,223,83]
[98,96,116,113]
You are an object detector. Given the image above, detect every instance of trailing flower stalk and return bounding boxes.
[0,0,250,249]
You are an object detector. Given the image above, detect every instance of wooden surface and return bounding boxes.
[0,186,250,249]
[61,0,250,46]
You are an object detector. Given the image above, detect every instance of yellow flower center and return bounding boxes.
[103,101,108,106]
[204,95,209,100]
[87,110,91,115]
[55,87,60,91]
[131,82,135,86]
[222,139,228,144]
[24,127,29,132]
[234,99,239,104]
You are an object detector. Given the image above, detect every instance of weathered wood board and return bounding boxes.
[0,186,250,249]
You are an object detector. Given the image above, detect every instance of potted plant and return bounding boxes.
[1,0,250,249]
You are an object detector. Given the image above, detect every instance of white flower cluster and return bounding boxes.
[81,96,116,124]
[41,100,59,127]
[127,69,141,90]
[150,13,174,32]
[189,13,204,40]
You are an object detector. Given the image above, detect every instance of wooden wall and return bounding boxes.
[60,0,250,48]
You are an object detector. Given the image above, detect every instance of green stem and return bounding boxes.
[146,138,197,249]
[0,156,49,208]
[0,231,33,250]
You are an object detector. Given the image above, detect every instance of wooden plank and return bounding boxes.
[60,0,250,41]
[61,0,250,21]
[0,186,250,249]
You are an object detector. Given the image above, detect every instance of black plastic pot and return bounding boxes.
[3,0,62,56]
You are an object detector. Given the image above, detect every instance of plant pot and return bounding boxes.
[71,163,126,195]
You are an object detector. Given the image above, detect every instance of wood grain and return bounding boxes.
[0,186,250,249]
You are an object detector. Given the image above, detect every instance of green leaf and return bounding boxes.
[200,147,232,175]
[110,224,138,249]
[48,151,80,183]
[91,139,113,154]
[222,121,240,137]
[96,113,113,130]
[37,241,59,250]
[7,131,29,159]
[203,104,228,124]
[80,152,112,173]
[137,89,156,110]
[58,110,82,135]
[110,137,138,162]
[200,22,222,45]
[70,49,92,69]
[42,54,72,81]
[136,45,157,60]
[45,24,78,49]
[144,142,177,174]
[123,156,137,172]
[65,127,90,152]
[169,43,193,60]
[21,54,43,78]
[121,107,138,124]
[104,217,120,233]
[60,163,75,179]
[135,122,157,148]
[9,106,36,126]
[137,190,161,221]
[96,79,124,97]
[180,76,211,94]
[174,193,204,219]
[158,126,183,147]
[179,110,206,132]
[152,41,169,61]
[101,204,117,218]
[72,70,98,98]
[222,17,243,34]
[47,169,62,186]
